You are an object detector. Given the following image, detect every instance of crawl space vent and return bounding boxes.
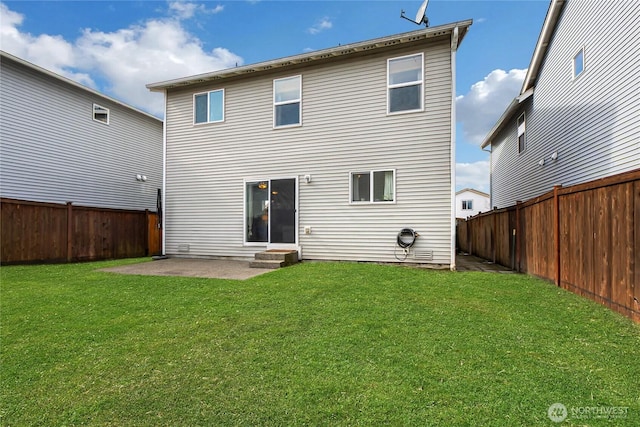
[413,250,433,261]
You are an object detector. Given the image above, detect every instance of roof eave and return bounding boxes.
[147,20,473,91]
[0,50,163,122]
[521,0,566,93]
[480,88,534,149]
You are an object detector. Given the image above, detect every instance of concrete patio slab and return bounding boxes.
[455,253,515,273]
[100,257,273,280]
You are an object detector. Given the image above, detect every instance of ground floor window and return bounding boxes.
[350,170,395,203]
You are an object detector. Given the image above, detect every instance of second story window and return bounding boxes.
[388,53,423,114]
[93,104,109,124]
[517,112,526,153]
[573,47,585,79]
[274,75,301,128]
[462,200,473,210]
[194,89,224,124]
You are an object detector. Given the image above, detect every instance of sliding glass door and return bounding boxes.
[245,178,296,245]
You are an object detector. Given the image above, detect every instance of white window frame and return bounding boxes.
[273,75,302,128]
[387,53,424,115]
[193,89,225,125]
[93,103,109,125]
[517,112,526,154]
[462,200,473,210]
[572,47,585,80]
[349,169,396,204]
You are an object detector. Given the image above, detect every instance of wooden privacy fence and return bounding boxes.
[457,169,640,322]
[1,198,162,264]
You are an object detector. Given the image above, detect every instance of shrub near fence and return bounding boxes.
[1,198,161,264]
[457,169,640,323]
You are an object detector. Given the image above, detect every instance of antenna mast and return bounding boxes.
[400,0,430,27]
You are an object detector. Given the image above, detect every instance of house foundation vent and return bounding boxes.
[413,250,433,261]
[177,244,190,252]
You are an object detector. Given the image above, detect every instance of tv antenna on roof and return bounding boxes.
[401,0,429,27]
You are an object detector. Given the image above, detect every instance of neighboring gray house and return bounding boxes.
[481,0,639,208]
[0,51,163,211]
[455,188,490,219]
[147,21,472,268]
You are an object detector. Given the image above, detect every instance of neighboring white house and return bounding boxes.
[455,188,490,218]
[0,51,163,211]
[147,21,472,268]
[480,0,640,208]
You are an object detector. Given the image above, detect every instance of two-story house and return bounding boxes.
[147,21,472,268]
[455,188,490,219]
[480,0,639,208]
[0,51,163,211]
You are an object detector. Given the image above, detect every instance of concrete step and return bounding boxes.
[249,259,288,269]
[250,250,298,269]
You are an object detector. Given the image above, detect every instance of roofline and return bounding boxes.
[456,188,490,198]
[146,20,473,91]
[480,88,534,148]
[0,50,162,122]
[520,0,566,93]
[479,0,566,150]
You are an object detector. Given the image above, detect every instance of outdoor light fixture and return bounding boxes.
[135,174,148,182]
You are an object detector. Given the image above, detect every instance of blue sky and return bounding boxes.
[0,0,550,192]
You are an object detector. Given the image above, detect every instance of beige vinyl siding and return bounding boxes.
[164,37,453,264]
[0,56,163,211]
[490,0,640,208]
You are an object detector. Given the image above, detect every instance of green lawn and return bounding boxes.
[1,259,639,426]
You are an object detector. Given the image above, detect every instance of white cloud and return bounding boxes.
[456,69,526,145]
[308,17,332,35]
[456,160,490,193]
[0,2,241,117]
[168,2,224,20]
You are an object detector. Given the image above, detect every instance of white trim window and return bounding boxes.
[517,112,526,153]
[572,47,585,79]
[387,53,424,114]
[274,75,301,128]
[462,200,473,210]
[93,103,109,124]
[350,170,395,203]
[194,89,224,124]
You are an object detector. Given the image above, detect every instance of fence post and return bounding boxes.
[492,210,497,264]
[515,200,522,272]
[553,185,562,286]
[66,202,73,262]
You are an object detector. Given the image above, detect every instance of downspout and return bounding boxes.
[482,144,492,208]
[162,89,167,256]
[450,26,459,271]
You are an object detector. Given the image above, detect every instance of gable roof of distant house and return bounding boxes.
[146,20,472,91]
[0,50,162,122]
[456,188,489,198]
[479,0,565,149]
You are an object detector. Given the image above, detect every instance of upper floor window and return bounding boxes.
[274,75,301,128]
[93,104,109,124]
[388,53,423,114]
[350,170,395,203]
[462,200,473,210]
[194,89,224,124]
[573,47,585,79]
[517,112,526,153]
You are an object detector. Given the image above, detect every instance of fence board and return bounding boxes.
[635,181,640,322]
